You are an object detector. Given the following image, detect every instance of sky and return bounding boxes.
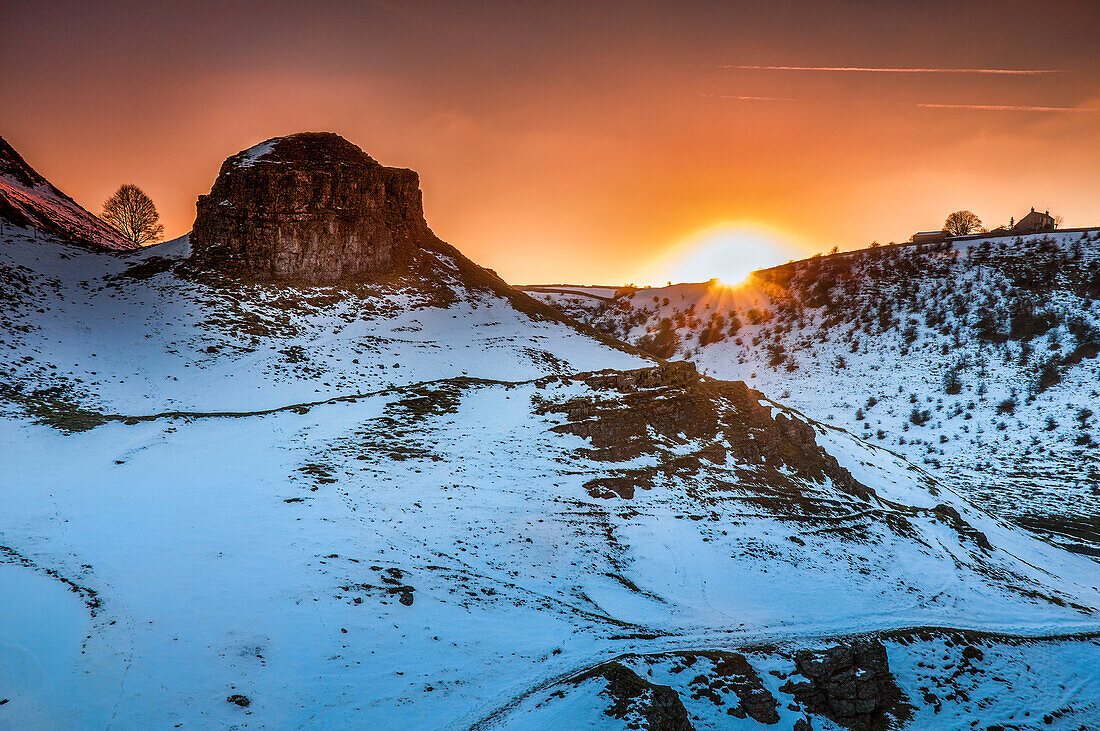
[3,0,1099,285]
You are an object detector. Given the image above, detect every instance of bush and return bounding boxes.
[943,368,963,395]
[1036,359,1061,392]
[997,398,1016,415]
[637,318,679,359]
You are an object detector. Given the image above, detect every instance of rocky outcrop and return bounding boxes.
[183,132,648,360]
[0,135,136,250]
[782,640,910,731]
[189,133,433,282]
[575,662,694,731]
[683,652,780,723]
[536,361,871,500]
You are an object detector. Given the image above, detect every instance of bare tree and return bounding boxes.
[943,210,982,237]
[102,184,164,246]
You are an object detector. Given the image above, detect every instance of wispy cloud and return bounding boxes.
[701,94,797,102]
[704,93,1097,113]
[722,64,1067,75]
[913,102,1094,112]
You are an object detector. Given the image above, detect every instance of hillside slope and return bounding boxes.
[527,232,1100,555]
[0,136,136,251]
[3,141,1100,728]
[2,224,1099,728]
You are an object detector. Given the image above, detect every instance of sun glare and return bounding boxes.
[641,224,803,287]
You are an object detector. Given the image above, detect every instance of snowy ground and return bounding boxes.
[3,229,1100,728]
[528,231,1100,555]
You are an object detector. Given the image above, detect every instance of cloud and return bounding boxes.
[721,65,1067,75]
[913,103,1097,112]
[705,93,1098,113]
[701,94,797,102]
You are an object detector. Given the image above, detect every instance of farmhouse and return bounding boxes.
[1011,207,1057,234]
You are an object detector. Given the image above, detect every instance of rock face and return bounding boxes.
[575,662,695,731]
[537,361,871,500]
[189,133,433,282]
[683,652,780,724]
[782,640,910,731]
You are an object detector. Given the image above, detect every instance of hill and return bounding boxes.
[524,232,1100,556]
[3,139,1100,728]
[0,135,136,251]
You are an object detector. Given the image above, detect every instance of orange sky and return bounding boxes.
[3,1,1099,284]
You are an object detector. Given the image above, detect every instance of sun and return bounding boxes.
[640,223,804,287]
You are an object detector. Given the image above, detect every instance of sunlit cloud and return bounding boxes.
[705,94,1098,113]
[913,103,1098,112]
[721,64,1067,75]
[701,93,797,102]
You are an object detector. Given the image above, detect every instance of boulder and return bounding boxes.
[575,661,694,731]
[782,640,910,731]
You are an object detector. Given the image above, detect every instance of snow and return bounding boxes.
[233,140,275,167]
[3,227,1100,727]
[529,231,1100,555]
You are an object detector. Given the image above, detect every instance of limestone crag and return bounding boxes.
[782,640,910,731]
[536,361,872,500]
[189,133,432,282]
[574,662,695,731]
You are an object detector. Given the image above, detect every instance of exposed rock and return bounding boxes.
[183,132,642,359]
[574,661,694,731]
[190,133,430,282]
[536,361,871,500]
[781,640,910,731]
[931,504,992,550]
[683,651,780,723]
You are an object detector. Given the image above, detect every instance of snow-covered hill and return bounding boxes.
[0,136,136,251]
[4,131,1100,730]
[2,225,1099,728]
[526,232,1100,557]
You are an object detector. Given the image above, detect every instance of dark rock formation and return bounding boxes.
[190,133,431,282]
[781,640,910,731]
[575,661,694,731]
[183,132,648,360]
[536,361,871,500]
[931,503,992,550]
[683,651,780,723]
[0,135,136,250]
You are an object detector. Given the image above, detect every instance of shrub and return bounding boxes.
[943,368,963,395]
[746,308,770,325]
[637,318,679,359]
[1036,359,1061,392]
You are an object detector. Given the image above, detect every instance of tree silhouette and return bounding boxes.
[943,210,982,237]
[102,184,164,246]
